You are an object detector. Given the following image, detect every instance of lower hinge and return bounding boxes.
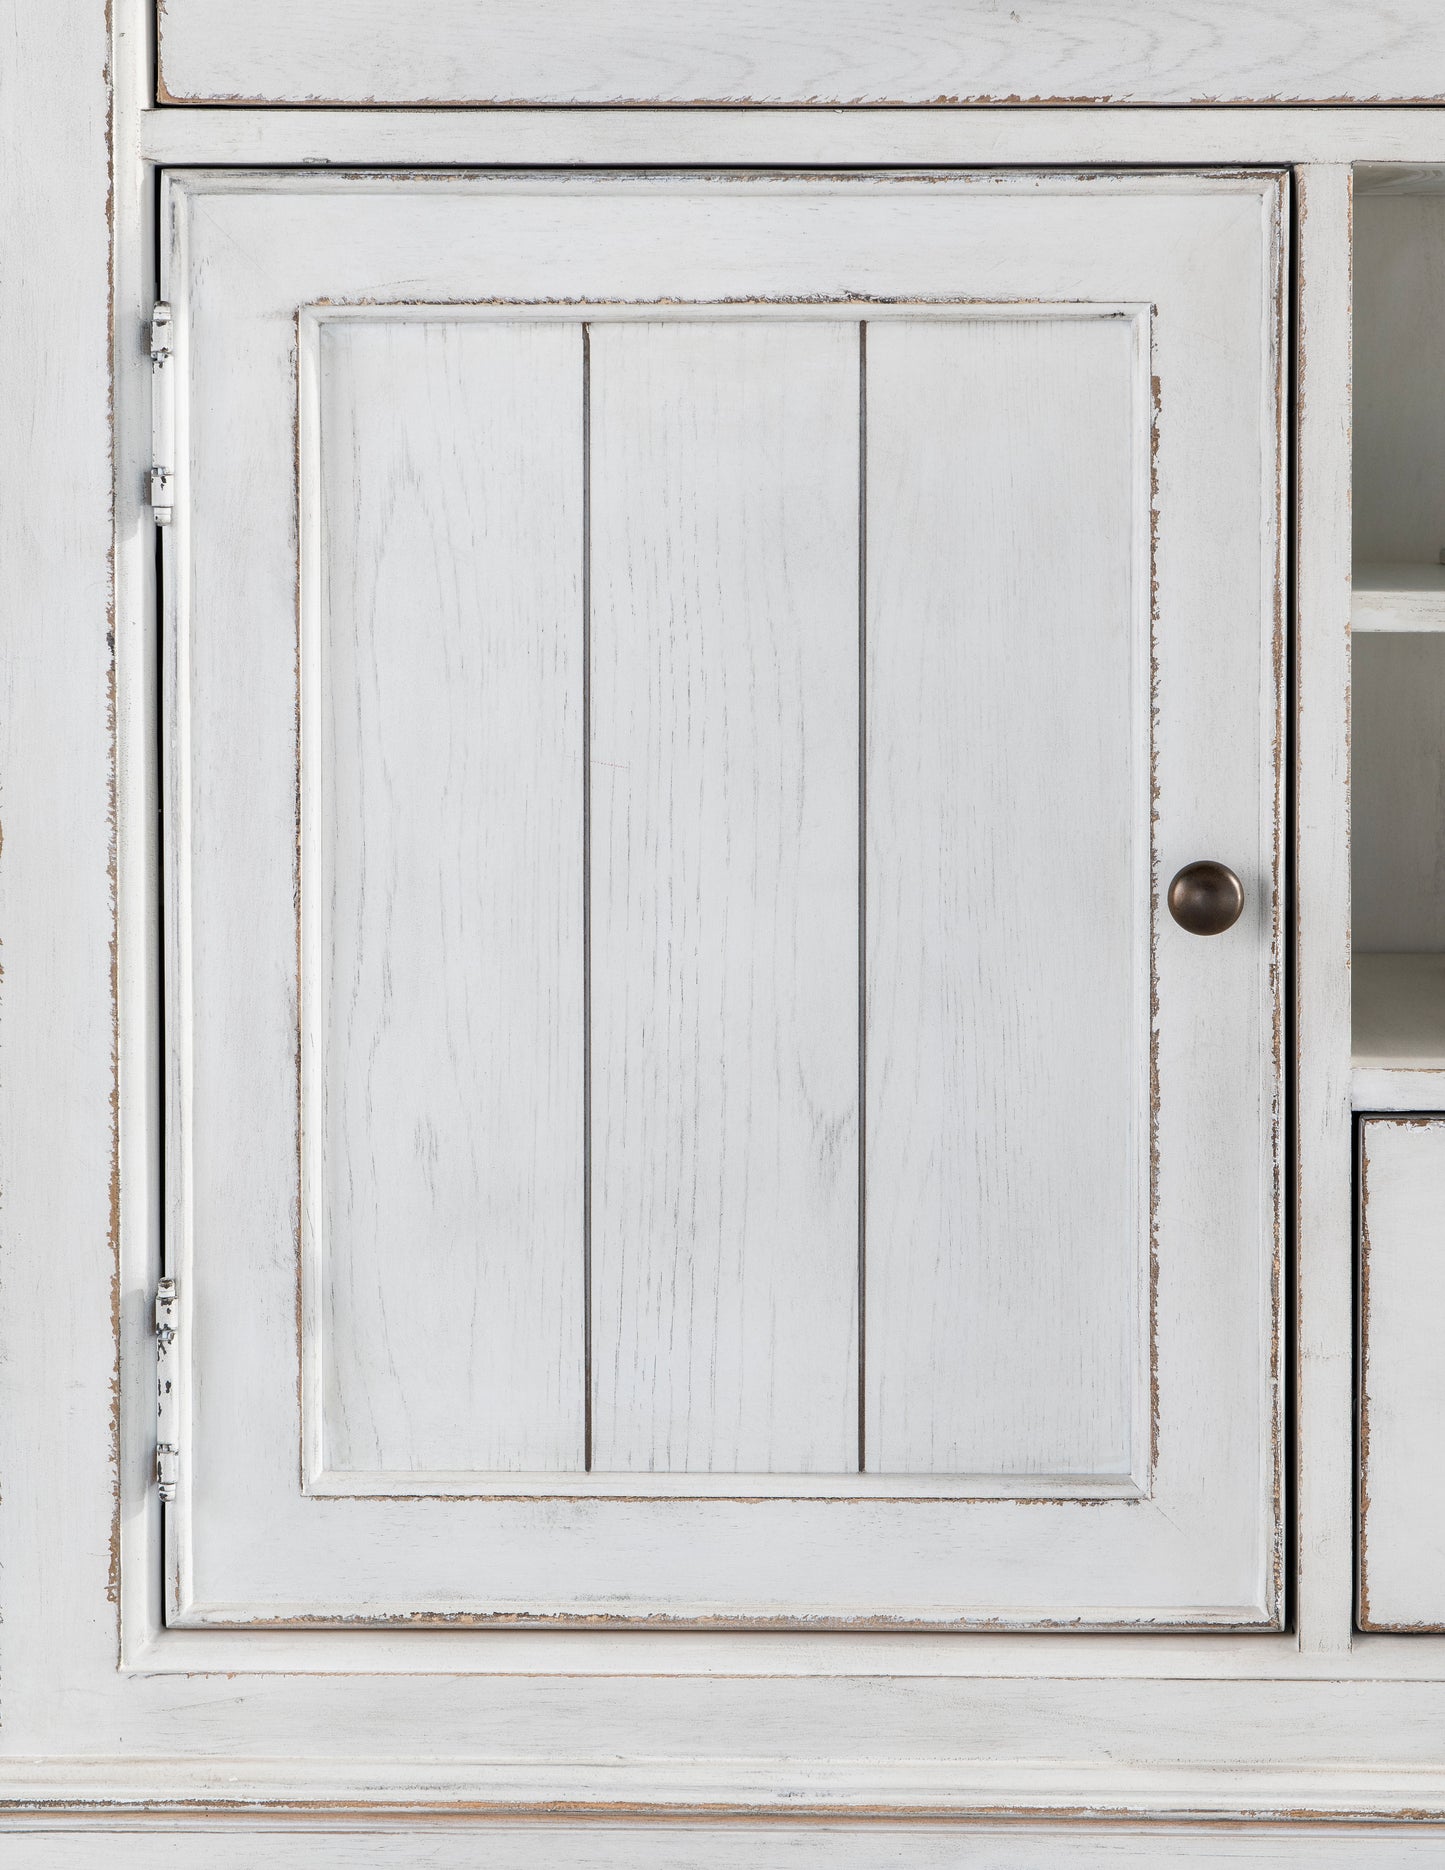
[155,1274,179,1503]
[150,302,174,527]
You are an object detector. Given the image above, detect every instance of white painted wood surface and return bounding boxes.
[588,319,860,1475]
[305,316,588,1480]
[1353,563,1445,632]
[863,312,1146,1482]
[135,106,1445,172]
[1353,1069,1445,1110]
[161,169,1283,1629]
[20,1822,1445,1869]
[1351,634,1445,952]
[1359,1118,1445,1629]
[1291,163,1358,1655]
[154,0,1445,106]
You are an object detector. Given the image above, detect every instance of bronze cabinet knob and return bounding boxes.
[1167,861,1245,937]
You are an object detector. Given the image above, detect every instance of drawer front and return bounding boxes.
[155,0,1445,108]
[1359,1115,1445,1629]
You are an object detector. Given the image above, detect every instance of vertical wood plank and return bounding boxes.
[309,318,586,1475]
[864,315,1147,1480]
[588,319,860,1473]
[0,0,122,1738]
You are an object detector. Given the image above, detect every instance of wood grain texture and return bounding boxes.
[587,319,860,1474]
[304,316,586,1478]
[1359,1118,1445,1629]
[154,0,1445,105]
[863,313,1147,1481]
[1351,633,1445,952]
[1353,562,1445,633]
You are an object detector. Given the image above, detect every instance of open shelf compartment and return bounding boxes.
[1352,170,1445,1101]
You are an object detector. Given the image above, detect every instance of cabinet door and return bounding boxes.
[1358,1117,1445,1629]
[160,169,1285,1629]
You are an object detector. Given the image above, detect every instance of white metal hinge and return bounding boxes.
[150,302,174,526]
[155,1274,179,1502]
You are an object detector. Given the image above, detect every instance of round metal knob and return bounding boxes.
[1167,861,1244,937]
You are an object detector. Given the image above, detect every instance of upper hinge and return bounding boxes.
[149,302,174,526]
[155,1274,179,1503]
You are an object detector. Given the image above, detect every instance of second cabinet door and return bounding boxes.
[160,168,1285,1628]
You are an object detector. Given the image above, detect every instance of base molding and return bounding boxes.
[7,1761,1445,1826]
[8,1815,1445,1870]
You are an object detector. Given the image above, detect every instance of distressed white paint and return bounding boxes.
[19,1821,1445,1868]
[1353,563,1445,632]
[303,316,587,1480]
[1359,1118,1445,1629]
[133,107,1445,173]
[1351,634,1445,952]
[133,108,1445,173]
[863,313,1147,1483]
[1353,1069,1445,1110]
[587,318,860,1475]
[1291,163,1357,1657]
[154,0,1445,106]
[160,169,1283,1629]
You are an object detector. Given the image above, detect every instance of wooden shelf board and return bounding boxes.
[1353,561,1445,631]
[1353,952,1445,1107]
[1353,1066,1445,1111]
